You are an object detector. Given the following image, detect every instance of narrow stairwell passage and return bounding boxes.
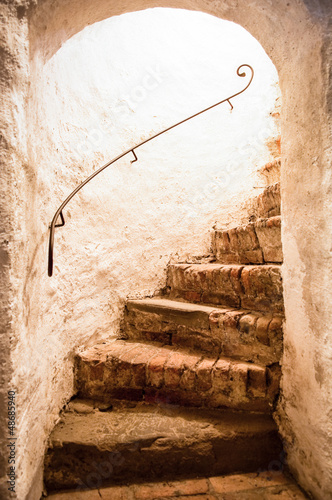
[42,182,305,498]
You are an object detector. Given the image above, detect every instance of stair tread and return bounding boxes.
[212,216,282,265]
[214,214,281,233]
[76,339,281,413]
[45,398,282,491]
[127,297,235,315]
[47,472,306,500]
[127,297,283,317]
[169,263,281,269]
[79,339,271,369]
[125,298,283,364]
[49,398,278,447]
[167,262,283,313]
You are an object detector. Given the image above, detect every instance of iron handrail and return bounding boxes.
[48,64,254,276]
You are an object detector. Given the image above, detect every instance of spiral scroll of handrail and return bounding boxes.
[48,64,254,276]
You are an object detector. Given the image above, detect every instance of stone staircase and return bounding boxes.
[44,182,285,496]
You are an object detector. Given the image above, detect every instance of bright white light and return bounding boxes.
[34,7,279,233]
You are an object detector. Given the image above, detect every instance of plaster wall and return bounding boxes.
[0,1,331,500]
[0,2,30,498]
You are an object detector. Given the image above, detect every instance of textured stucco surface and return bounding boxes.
[0,1,331,499]
[0,2,30,498]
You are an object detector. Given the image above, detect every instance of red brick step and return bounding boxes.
[75,341,280,413]
[167,264,283,313]
[212,216,282,264]
[124,298,283,364]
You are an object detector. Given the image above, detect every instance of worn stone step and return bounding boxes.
[212,216,282,264]
[75,341,280,413]
[124,298,283,364]
[44,398,282,492]
[167,264,283,313]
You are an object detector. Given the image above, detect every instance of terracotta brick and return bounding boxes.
[104,341,133,359]
[248,365,267,397]
[269,317,283,340]
[112,358,134,387]
[213,223,265,264]
[229,363,248,398]
[134,478,209,499]
[147,354,169,388]
[255,316,272,345]
[118,344,147,363]
[222,311,240,330]
[180,353,201,391]
[172,329,218,355]
[97,486,133,500]
[209,473,255,493]
[212,359,231,391]
[240,266,251,292]
[222,490,266,499]
[129,349,155,388]
[246,471,292,488]
[230,266,244,295]
[239,314,258,335]
[240,266,283,313]
[228,227,239,249]
[133,346,161,365]
[174,496,217,500]
[164,352,184,389]
[261,486,306,499]
[195,358,215,392]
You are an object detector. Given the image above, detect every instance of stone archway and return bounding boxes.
[0,1,331,499]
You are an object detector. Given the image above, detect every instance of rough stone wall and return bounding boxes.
[0,2,30,498]
[0,1,331,500]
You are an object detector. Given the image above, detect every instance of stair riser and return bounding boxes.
[212,216,282,264]
[44,432,282,492]
[124,304,283,364]
[76,347,280,413]
[253,183,281,219]
[167,265,283,313]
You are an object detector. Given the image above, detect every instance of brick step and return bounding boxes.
[212,216,282,264]
[251,182,281,219]
[124,298,283,364]
[47,472,308,500]
[167,264,283,313]
[44,398,282,492]
[75,341,280,413]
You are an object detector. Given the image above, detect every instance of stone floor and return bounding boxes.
[47,471,308,499]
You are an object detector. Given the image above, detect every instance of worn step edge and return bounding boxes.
[212,215,282,265]
[75,340,281,413]
[167,263,283,313]
[124,298,283,364]
[44,398,282,492]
